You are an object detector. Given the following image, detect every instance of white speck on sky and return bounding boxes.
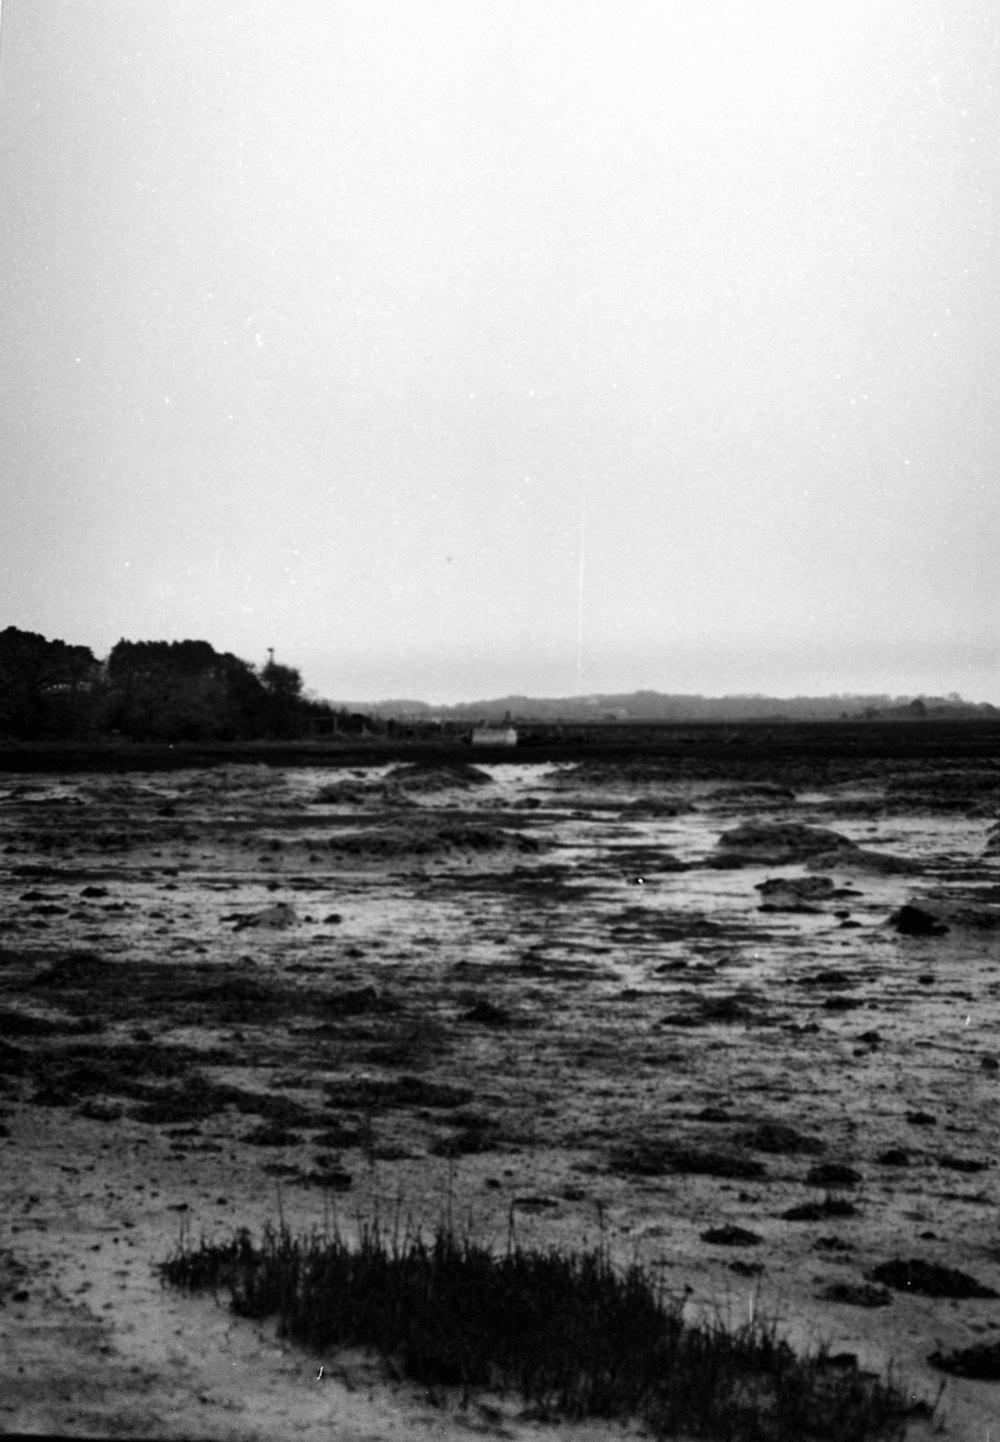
[0,1,997,703]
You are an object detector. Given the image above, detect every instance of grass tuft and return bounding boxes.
[159,1214,916,1439]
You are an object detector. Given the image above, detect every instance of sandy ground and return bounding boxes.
[1,746,999,1439]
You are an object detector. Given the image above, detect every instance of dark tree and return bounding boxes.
[103,639,268,740]
[0,627,98,737]
[1,630,342,742]
[259,659,304,737]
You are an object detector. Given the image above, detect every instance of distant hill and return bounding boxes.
[343,691,999,723]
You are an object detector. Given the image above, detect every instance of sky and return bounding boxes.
[1,1,998,704]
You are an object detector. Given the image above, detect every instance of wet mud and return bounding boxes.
[1,738,999,1438]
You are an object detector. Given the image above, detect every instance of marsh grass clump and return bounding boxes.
[159,1215,914,1439]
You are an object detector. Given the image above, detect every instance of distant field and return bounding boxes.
[1,718,998,771]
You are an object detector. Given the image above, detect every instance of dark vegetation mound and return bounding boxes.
[738,1122,824,1155]
[885,769,1000,811]
[550,760,678,788]
[868,1259,998,1299]
[325,816,540,859]
[384,762,494,791]
[822,1283,892,1308]
[622,795,691,816]
[805,1164,863,1188]
[714,824,856,865]
[700,1225,762,1246]
[159,1219,916,1440]
[311,779,414,807]
[609,1138,766,1180]
[757,876,838,901]
[658,991,767,1028]
[756,876,840,911]
[706,782,797,808]
[806,847,918,875]
[323,1074,471,1110]
[889,897,1000,933]
[782,1196,858,1221]
[928,1338,1000,1379]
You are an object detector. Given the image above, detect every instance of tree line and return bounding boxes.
[0,627,358,742]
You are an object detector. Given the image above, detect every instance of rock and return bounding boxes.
[233,903,298,931]
[889,904,948,936]
[701,1225,762,1245]
[462,999,514,1026]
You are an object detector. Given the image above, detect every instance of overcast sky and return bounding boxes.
[1,2,997,703]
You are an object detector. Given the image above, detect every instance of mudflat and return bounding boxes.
[1,729,999,1439]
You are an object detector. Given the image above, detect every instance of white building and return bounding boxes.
[470,726,518,747]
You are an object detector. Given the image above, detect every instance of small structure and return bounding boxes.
[470,725,518,747]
